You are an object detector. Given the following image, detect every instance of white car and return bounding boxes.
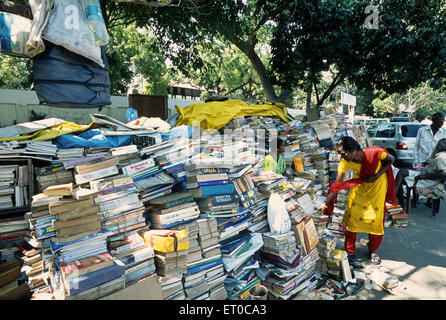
[370,122,427,165]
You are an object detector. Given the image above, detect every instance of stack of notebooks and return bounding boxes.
[146,192,200,229]
[326,249,352,282]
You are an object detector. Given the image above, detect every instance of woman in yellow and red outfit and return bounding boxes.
[319,136,397,268]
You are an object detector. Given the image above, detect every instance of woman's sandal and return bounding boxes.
[369,252,381,265]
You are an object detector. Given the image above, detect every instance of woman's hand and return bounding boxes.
[318,203,329,215]
[365,173,380,183]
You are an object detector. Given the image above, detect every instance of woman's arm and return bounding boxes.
[365,152,395,183]
[318,171,345,214]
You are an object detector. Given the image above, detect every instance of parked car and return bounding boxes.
[389,116,411,122]
[369,122,427,164]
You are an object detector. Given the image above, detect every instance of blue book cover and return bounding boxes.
[126,263,156,284]
[192,183,235,199]
[209,193,240,206]
[66,262,125,296]
[150,217,197,229]
[188,258,223,275]
[50,229,112,253]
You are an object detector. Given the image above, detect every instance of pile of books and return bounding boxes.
[315,234,337,275]
[386,204,408,228]
[0,163,30,209]
[24,141,58,160]
[0,259,30,299]
[34,164,74,193]
[158,273,185,300]
[326,249,352,282]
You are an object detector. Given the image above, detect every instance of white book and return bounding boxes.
[75,166,119,184]
[99,194,140,212]
[150,205,200,225]
[122,158,156,177]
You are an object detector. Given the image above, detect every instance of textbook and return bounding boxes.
[189,183,235,199]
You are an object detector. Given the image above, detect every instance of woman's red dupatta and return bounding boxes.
[325,146,397,216]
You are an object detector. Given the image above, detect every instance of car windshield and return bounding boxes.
[401,124,425,137]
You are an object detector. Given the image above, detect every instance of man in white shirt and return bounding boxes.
[413,112,446,168]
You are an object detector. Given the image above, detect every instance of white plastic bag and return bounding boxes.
[42,0,104,67]
[267,192,291,234]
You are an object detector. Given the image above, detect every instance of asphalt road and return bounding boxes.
[343,198,446,300]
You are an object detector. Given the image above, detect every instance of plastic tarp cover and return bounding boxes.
[174,99,293,131]
[53,129,132,149]
[0,121,92,142]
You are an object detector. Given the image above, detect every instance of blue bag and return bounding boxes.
[32,41,111,109]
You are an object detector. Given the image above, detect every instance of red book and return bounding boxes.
[61,253,114,279]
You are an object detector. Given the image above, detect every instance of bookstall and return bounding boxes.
[0,100,406,300]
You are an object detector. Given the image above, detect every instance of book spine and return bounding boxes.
[188,258,223,275]
[196,180,228,187]
[75,166,119,185]
[162,197,195,209]
[114,241,144,255]
[100,194,140,212]
[108,222,146,236]
[193,183,235,199]
[150,206,199,225]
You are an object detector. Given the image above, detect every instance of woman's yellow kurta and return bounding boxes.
[338,151,388,235]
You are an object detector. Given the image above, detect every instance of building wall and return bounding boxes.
[0,89,203,126]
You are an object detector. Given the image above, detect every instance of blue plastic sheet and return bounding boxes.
[53,129,132,149]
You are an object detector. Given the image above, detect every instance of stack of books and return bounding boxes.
[34,164,74,193]
[183,217,224,300]
[259,232,308,300]
[326,249,352,281]
[220,233,263,300]
[385,204,408,227]
[122,158,175,204]
[315,234,337,275]
[24,141,57,160]
[146,192,200,229]
[158,272,185,300]
[113,235,156,287]
[55,148,84,162]
[111,145,141,167]
[0,164,30,209]
[0,259,30,299]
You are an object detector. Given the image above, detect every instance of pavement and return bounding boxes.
[343,198,446,300]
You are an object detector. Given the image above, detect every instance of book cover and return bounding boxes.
[122,158,156,177]
[64,262,125,296]
[190,183,235,199]
[75,157,119,175]
[186,173,229,183]
[61,253,114,279]
[149,192,191,206]
[74,166,119,185]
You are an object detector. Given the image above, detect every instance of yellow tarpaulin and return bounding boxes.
[175,99,293,131]
[0,121,93,142]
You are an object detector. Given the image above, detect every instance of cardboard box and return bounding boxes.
[100,274,163,300]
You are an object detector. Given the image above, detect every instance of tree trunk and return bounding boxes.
[305,84,319,121]
[246,48,279,103]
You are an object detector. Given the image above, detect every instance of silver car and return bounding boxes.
[370,122,427,164]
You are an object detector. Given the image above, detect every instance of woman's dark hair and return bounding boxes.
[277,138,285,148]
[336,136,362,152]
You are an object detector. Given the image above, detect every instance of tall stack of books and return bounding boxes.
[183,217,224,300]
[315,234,337,275]
[326,249,352,282]
[220,232,263,300]
[158,273,185,300]
[112,234,156,287]
[48,229,125,300]
[259,231,309,300]
[111,145,141,167]
[0,259,30,299]
[0,163,30,209]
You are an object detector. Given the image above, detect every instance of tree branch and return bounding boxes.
[111,0,191,7]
